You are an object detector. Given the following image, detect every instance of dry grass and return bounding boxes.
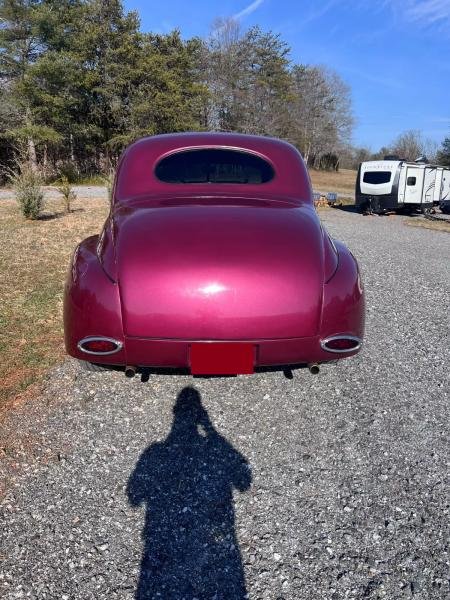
[405,217,450,233]
[308,168,357,198]
[0,194,109,410]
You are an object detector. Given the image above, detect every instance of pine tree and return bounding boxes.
[436,137,450,167]
[126,31,207,142]
[0,0,46,169]
[0,0,84,170]
[202,21,292,136]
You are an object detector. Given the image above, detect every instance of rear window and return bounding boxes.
[155,149,274,184]
[363,171,392,184]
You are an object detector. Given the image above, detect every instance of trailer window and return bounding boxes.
[155,149,274,184]
[407,176,416,186]
[363,171,392,184]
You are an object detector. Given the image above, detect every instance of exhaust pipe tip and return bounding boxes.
[308,363,320,375]
[125,365,136,378]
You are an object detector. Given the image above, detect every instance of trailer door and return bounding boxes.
[441,169,450,201]
[434,169,443,202]
[423,168,436,204]
[398,164,406,204]
[404,167,424,204]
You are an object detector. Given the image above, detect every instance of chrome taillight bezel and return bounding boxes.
[77,336,123,355]
[320,335,362,354]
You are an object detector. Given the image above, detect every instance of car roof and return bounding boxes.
[113,132,312,206]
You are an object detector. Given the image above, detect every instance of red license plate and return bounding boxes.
[190,343,254,375]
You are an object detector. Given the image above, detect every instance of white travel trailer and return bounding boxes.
[355,159,450,214]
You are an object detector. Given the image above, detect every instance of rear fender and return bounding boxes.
[320,241,365,341]
[96,216,118,281]
[64,235,125,363]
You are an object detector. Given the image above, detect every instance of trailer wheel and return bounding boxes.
[358,199,372,215]
[421,205,434,215]
[397,205,412,215]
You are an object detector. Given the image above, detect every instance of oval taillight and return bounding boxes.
[78,337,122,355]
[321,335,362,353]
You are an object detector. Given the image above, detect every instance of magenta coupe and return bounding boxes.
[64,133,364,376]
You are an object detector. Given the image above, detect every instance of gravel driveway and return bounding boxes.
[0,185,108,201]
[1,209,449,600]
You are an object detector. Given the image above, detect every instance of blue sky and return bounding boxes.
[124,0,450,150]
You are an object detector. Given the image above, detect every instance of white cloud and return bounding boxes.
[390,0,450,26]
[233,0,265,20]
[300,0,339,26]
[340,65,404,90]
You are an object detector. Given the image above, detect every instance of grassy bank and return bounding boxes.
[405,217,450,233]
[0,195,109,410]
[308,168,357,198]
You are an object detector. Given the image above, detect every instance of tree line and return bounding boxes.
[1,0,448,184]
[0,0,354,182]
[351,129,450,168]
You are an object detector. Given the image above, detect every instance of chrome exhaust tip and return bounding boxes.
[125,365,136,378]
[308,363,320,375]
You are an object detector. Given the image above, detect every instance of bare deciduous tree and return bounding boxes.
[201,19,292,138]
[390,129,438,162]
[289,65,353,167]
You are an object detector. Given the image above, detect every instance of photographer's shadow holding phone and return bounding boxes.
[127,386,252,599]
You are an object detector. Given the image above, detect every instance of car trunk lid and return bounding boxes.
[115,199,324,340]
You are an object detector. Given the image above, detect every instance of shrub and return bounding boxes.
[10,165,44,220]
[56,161,79,183]
[56,175,76,213]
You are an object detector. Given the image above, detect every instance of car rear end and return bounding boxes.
[64,132,364,376]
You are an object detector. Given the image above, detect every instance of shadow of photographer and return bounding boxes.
[127,386,252,599]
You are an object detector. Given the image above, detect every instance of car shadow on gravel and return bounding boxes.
[127,386,252,599]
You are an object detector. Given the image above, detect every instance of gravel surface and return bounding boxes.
[0,185,108,201]
[1,209,449,600]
